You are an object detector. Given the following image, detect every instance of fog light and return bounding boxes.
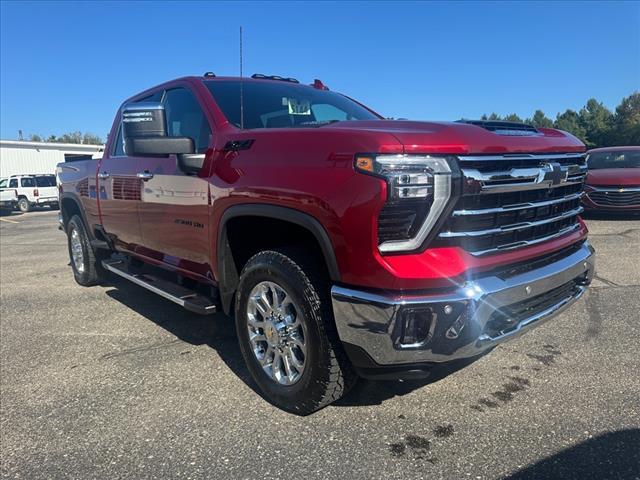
[400,307,434,346]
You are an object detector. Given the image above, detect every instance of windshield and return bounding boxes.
[587,150,640,170]
[205,80,379,129]
[35,175,56,187]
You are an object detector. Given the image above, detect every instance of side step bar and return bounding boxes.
[101,259,217,315]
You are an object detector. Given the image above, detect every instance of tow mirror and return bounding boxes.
[122,102,195,157]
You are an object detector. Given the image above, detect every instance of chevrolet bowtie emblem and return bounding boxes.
[539,162,568,186]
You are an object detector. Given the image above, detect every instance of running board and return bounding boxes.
[101,259,217,315]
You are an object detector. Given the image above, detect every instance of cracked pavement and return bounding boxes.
[1,210,639,479]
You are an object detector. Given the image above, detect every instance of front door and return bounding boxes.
[136,86,214,280]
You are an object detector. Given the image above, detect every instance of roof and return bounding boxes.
[6,173,55,177]
[587,146,640,153]
[0,140,104,152]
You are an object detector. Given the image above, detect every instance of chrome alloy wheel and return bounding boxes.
[70,227,85,274]
[246,281,307,386]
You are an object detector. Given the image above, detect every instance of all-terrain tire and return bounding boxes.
[66,215,107,286]
[235,249,356,415]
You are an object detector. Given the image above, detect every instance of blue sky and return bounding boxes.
[1,1,638,141]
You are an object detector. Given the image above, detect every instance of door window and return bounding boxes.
[9,179,17,188]
[164,88,212,153]
[21,177,36,187]
[111,123,125,157]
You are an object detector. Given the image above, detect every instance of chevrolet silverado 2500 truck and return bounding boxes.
[57,74,595,414]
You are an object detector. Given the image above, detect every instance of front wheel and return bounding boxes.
[235,250,355,415]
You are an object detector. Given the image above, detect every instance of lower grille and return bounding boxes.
[587,187,640,207]
[484,280,582,338]
[437,153,587,256]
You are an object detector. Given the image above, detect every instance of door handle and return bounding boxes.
[137,171,154,181]
[97,172,110,180]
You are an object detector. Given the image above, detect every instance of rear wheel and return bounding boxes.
[66,215,106,286]
[18,197,31,213]
[235,249,356,415]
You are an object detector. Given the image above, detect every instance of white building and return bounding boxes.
[0,140,104,178]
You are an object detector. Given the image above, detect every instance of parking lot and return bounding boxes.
[1,209,639,479]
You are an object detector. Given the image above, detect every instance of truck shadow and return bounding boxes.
[104,276,478,411]
[504,428,640,479]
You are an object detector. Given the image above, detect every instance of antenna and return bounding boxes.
[239,26,244,129]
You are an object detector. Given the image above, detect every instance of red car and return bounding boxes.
[56,74,595,413]
[583,146,640,212]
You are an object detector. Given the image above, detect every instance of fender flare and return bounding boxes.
[217,204,341,314]
[59,192,94,239]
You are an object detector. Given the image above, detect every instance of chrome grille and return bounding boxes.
[586,187,640,207]
[438,153,587,256]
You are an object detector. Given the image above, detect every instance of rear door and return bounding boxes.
[98,91,165,251]
[20,177,37,202]
[136,85,214,279]
[97,119,144,251]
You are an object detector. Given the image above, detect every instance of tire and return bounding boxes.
[49,203,59,210]
[235,249,356,415]
[18,197,31,213]
[66,215,106,286]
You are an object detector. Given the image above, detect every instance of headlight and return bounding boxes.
[355,154,454,253]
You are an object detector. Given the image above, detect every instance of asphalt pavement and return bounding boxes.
[1,209,639,479]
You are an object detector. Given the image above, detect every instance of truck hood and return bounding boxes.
[586,168,640,186]
[326,120,585,155]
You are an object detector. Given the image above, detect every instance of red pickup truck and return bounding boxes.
[57,74,595,414]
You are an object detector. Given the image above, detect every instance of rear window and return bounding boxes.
[20,177,36,187]
[35,175,56,187]
[205,80,379,129]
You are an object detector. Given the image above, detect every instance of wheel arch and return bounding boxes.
[217,204,341,315]
[59,193,93,239]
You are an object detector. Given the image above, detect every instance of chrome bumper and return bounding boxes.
[331,241,595,366]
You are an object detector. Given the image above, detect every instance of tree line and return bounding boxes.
[478,91,639,148]
[27,131,104,146]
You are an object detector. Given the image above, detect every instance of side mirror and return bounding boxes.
[122,102,195,157]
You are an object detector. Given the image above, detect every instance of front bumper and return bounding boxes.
[332,241,595,372]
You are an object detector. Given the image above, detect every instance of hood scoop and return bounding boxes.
[457,120,541,137]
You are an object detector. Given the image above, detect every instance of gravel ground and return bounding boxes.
[1,210,639,480]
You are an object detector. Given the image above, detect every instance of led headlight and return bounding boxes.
[355,154,453,253]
